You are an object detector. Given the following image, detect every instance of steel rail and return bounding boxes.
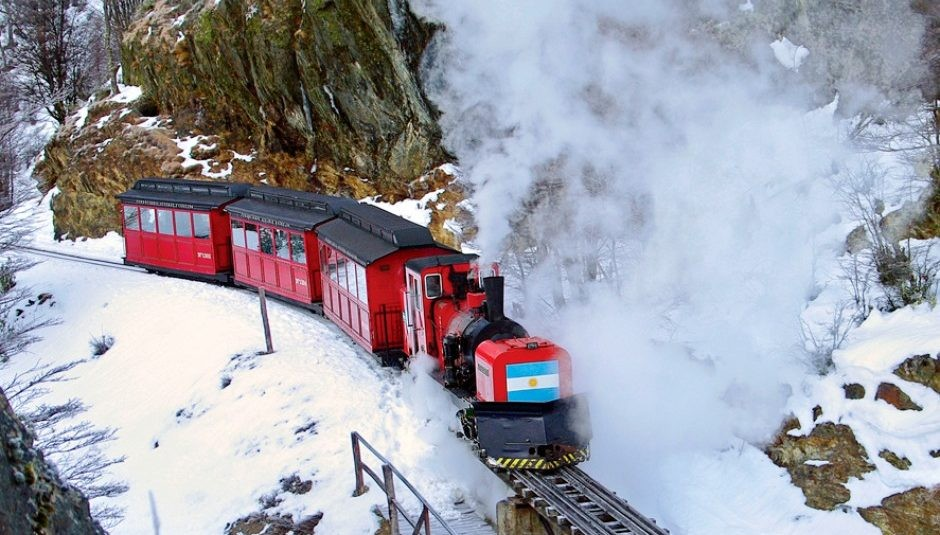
[502,466,669,535]
[10,245,143,271]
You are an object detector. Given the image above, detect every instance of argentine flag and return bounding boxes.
[506,361,560,402]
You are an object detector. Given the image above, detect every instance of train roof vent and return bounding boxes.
[246,185,356,215]
[130,178,249,197]
[337,204,435,247]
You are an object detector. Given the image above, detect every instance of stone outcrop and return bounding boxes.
[37,0,467,242]
[0,387,103,534]
[766,419,875,510]
[878,450,912,471]
[843,383,866,399]
[875,382,923,411]
[225,512,322,535]
[893,353,940,394]
[859,486,940,535]
[121,0,447,189]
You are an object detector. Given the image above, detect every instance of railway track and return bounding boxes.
[11,245,143,271]
[16,245,670,534]
[503,466,669,535]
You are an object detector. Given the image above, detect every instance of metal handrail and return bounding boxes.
[351,431,458,535]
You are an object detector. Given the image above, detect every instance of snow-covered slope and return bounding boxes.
[2,194,506,534]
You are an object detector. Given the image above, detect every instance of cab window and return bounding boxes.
[425,274,443,299]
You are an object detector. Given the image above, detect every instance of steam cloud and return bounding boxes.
[412,0,925,524]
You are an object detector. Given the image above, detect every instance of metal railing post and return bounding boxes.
[416,507,431,535]
[383,464,400,535]
[351,433,367,496]
[350,432,458,534]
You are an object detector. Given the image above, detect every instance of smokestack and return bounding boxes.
[482,276,505,322]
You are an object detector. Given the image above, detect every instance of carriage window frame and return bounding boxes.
[231,220,246,248]
[174,211,192,238]
[193,213,210,239]
[123,206,139,230]
[275,229,290,260]
[259,227,274,255]
[290,234,305,264]
[157,209,174,235]
[140,207,156,233]
[245,223,259,250]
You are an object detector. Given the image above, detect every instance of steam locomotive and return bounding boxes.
[117,178,591,470]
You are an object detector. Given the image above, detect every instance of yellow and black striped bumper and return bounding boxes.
[489,447,590,470]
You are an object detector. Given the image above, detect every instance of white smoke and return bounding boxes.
[412,0,925,524]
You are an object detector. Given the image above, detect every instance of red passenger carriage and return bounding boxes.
[224,186,356,307]
[118,178,248,280]
[314,204,455,360]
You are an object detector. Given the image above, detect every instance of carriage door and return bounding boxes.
[404,271,426,355]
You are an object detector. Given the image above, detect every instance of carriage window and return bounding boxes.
[231,221,245,247]
[157,209,174,235]
[328,250,338,282]
[174,211,192,237]
[290,234,305,264]
[259,228,274,255]
[275,230,290,259]
[140,208,156,233]
[245,223,259,249]
[193,213,210,239]
[336,256,347,289]
[123,206,139,230]
[346,262,357,297]
[356,264,368,304]
[425,274,443,299]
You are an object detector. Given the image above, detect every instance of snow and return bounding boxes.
[174,136,237,179]
[771,37,810,72]
[362,190,443,227]
[2,193,507,533]
[111,85,143,105]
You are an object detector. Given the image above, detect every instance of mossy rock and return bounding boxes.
[878,449,912,471]
[893,353,940,394]
[766,421,875,510]
[859,487,940,535]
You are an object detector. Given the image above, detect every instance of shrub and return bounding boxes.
[90,334,115,357]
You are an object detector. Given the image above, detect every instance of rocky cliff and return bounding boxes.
[37,0,464,242]
[1,387,103,534]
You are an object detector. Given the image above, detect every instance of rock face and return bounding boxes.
[766,420,875,510]
[859,487,940,535]
[37,0,461,241]
[0,387,103,534]
[122,0,446,188]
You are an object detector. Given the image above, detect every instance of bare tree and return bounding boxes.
[102,0,142,93]
[6,0,107,123]
[3,360,128,526]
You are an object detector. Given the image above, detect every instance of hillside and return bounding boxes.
[36,0,465,245]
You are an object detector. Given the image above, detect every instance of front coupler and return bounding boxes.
[472,394,592,470]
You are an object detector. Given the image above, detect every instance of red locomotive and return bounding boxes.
[118,178,591,470]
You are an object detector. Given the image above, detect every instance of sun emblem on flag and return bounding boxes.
[528,377,538,387]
